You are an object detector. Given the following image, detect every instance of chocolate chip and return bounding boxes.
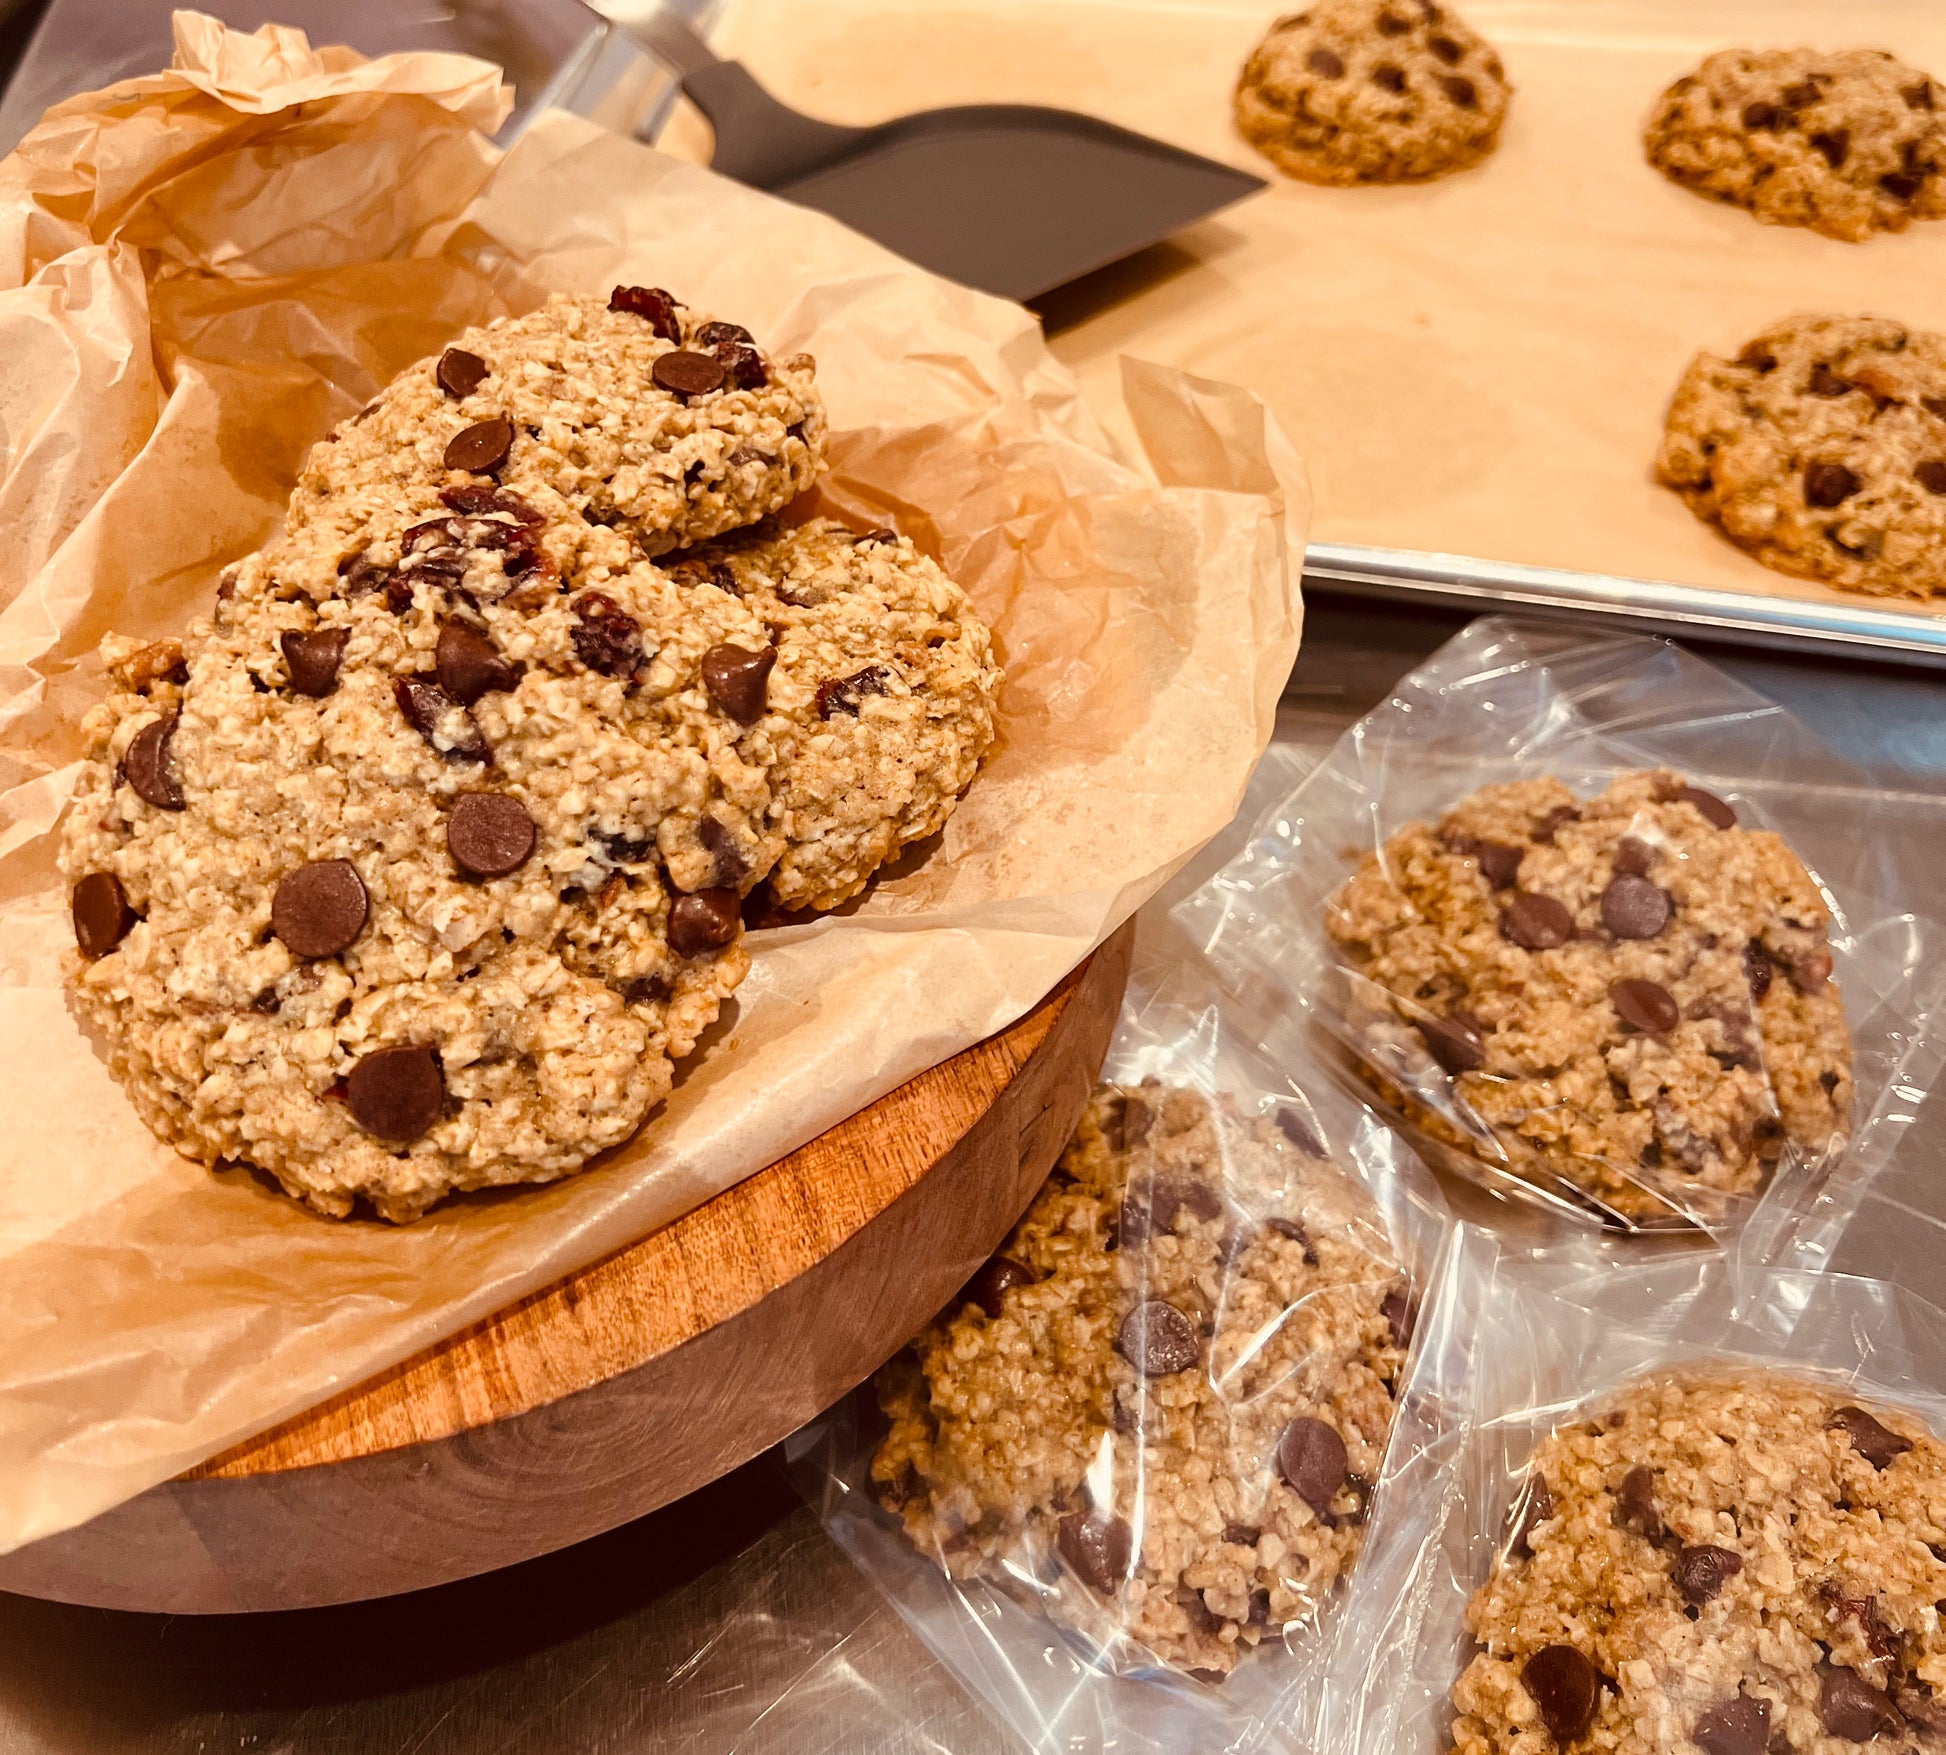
[1612,836,1656,878]
[1907,81,1938,111]
[1616,1466,1665,1542]
[1476,840,1524,888]
[1676,786,1736,829]
[1277,1416,1348,1515]
[1223,1522,1261,1547]
[1372,63,1406,92]
[443,416,513,474]
[281,628,348,697]
[1738,342,1778,372]
[697,815,748,887]
[1441,74,1477,107]
[271,860,368,959]
[700,643,776,724]
[1675,1544,1743,1605]
[620,975,669,1007]
[1381,1284,1417,1348]
[1266,1215,1315,1259]
[1144,1176,1223,1233]
[1742,942,1774,1001]
[436,348,489,399]
[963,1255,1033,1318]
[1429,33,1463,62]
[345,1044,444,1143]
[711,340,768,391]
[1741,101,1782,130]
[1916,461,1946,497]
[652,350,727,398]
[1522,1645,1600,1744]
[125,714,185,810]
[1509,1472,1555,1558]
[608,285,681,341]
[1057,1511,1132,1593]
[1501,891,1574,950]
[1602,875,1672,940]
[71,872,135,958]
[1810,128,1850,169]
[1893,1680,1946,1737]
[1273,1107,1325,1157]
[816,664,892,719]
[1805,462,1862,508]
[434,623,519,706]
[1306,46,1344,75]
[1830,1405,1914,1470]
[447,792,535,880]
[1117,1299,1200,1377]
[1610,978,1679,1036]
[394,675,488,762]
[1692,1695,1769,1755]
[571,593,643,678]
[1533,804,1581,843]
[1377,9,1408,32]
[1819,1664,1902,1741]
[669,887,740,957]
[1882,170,1926,202]
[1417,1012,1485,1073]
[252,985,280,1014]
[1178,1588,1223,1638]
[1781,78,1825,109]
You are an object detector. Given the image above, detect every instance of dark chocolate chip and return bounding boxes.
[1522,1645,1600,1744]
[251,985,281,1014]
[71,872,135,958]
[1145,1176,1223,1233]
[1371,63,1406,92]
[1441,74,1477,107]
[1416,1011,1486,1074]
[1781,78,1825,109]
[1916,461,1946,496]
[1429,33,1463,62]
[1509,1472,1555,1558]
[1692,1695,1769,1755]
[669,888,740,957]
[435,622,519,705]
[346,1044,444,1143]
[125,714,185,811]
[1810,128,1850,169]
[1744,941,1774,1000]
[1893,1680,1946,1737]
[1501,891,1574,950]
[394,675,488,762]
[700,643,776,724]
[281,628,348,697]
[1612,836,1657,878]
[1476,840,1525,888]
[1602,875,1673,940]
[652,350,728,398]
[1610,978,1679,1036]
[571,593,643,678]
[1830,1405,1914,1470]
[1277,1416,1348,1516]
[1273,1106,1325,1156]
[1819,1664,1903,1741]
[1533,804,1581,843]
[816,664,892,719]
[271,860,368,959]
[1738,343,1778,372]
[1676,1544,1743,1605]
[1117,1299,1200,1377]
[1615,1465,1665,1542]
[697,814,748,887]
[443,416,514,475]
[1306,46,1343,75]
[620,975,670,1007]
[447,792,535,880]
[1676,786,1736,829]
[1741,101,1781,130]
[1266,1215,1315,1257]
[1381,1284,1417,1348]
[1223,1522,1261,1547]
[1809,366,1849,406]
[436,348,489,399]
[1057,1511,1132,1593]
[1881,170,1926,202]
[608,285,681,340]
[963,1255,1033,1318]
[1805,462,1862,508]
[1377,9,1408,31]
[711,340,768,391]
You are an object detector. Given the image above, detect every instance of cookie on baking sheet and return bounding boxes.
[1658,313,1946,600]
[1234,0,1511,186]
[680,518,1002,912]
[871,1082,1410,1679]
[1325,769,1852,1223]
[1645,48,1946,243]
[283,290,827,580]
[1450,1371,1946,1755]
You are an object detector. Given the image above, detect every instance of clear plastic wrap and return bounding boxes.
[1326,1223,1946,1755]
[789,924,1450,1754]
[1178,616,1946,1250]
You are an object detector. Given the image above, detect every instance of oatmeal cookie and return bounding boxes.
[682,519,1002,912]
[283,290,827,579]
[1645,48,1946,244]
[1326,770,1852,1223]
[1234,0,1511,186]
[1658,313,1946,599]
[871,1083,1411,1678]
[1451,1370,1946,1755]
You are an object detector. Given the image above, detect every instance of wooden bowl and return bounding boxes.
[0,924,1133,1613]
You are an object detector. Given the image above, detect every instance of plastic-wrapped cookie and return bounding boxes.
[680,518,1002,912]
[872,1082,1411,1679]
[1234,0,1511,186]
[1645,48,1946,243]
[1451,1371,1946,1755]
[1658,313,1946,599]
[59,500,787,1221]
[284,289,827,579]
[1326,769,1852,1224]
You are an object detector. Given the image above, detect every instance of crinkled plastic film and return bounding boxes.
[790,903,1450,1754]
[1178,616,1946,1255]
[1323,1224,1946,1754]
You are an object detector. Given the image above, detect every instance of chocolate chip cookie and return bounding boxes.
[1325,770,1852,1224]
[1451,1371,1946,1755]
[1658,313,1946,599]
[871,1082,1411,1678]
[1234,0,1511,186]
[1645,48,1946,243]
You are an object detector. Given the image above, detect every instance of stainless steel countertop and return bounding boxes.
[3,596,1944,1755]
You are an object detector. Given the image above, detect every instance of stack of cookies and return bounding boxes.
[60,289,1002,1221]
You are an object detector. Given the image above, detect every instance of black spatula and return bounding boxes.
[621,10,1265,303]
